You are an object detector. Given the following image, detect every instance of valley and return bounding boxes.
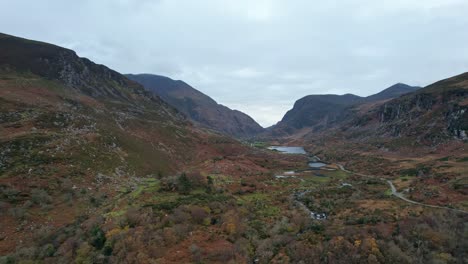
[0,32,467,264]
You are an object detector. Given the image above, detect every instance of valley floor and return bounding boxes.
[2,139,467,263]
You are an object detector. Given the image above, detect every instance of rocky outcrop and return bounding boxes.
[0,33,148,101]
[348,74,468,143]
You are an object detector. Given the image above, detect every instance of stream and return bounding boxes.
[270,146,329,220]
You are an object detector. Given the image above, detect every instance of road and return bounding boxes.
[337,164,468,214]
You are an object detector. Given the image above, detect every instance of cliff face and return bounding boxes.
[126,74,264,138]
[347,73,468,144]
[0,33,148,100]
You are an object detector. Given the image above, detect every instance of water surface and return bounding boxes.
[268,146,306,154]
[308,162,327,168]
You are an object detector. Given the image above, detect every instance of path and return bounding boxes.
[337,164,468,214]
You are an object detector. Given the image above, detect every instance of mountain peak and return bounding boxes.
[364,83,420,102]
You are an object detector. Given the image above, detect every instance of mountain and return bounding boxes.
[0,33,147,100]
[1,32,467,264]
[270,94,362,135]
[362,83,420,103]
[345,73,468,145]
[0,33,205,176]
[268,83,420,136]
[126,73,264,138]
[0,33,269,257]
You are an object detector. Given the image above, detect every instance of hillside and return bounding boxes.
[0,33,273,259]
[344,72,468,145]
[267,83,419,136]
[126,74,264,138]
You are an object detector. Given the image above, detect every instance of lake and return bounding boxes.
[309,162,327,168]
[268,146,307,154]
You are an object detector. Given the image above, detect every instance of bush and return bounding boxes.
[190,244,202,262]
[0,201,9,216]
[124,207,141,228]
[31,189,52,205]
[0,256,15,264]
[1,186,20,203]
[189,206,209,225]
[38,244,55,258]
[177,173,192,194]
[8,207,26,220]
[102,243,113,256]
[89,226,106,250]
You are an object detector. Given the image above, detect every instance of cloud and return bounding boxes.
[1,0,468,126]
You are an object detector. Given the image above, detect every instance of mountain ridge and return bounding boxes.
[266,82,421,136]
[126,73,264,138]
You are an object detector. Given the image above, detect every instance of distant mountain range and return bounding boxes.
[126,74,264,138]
[268,83,421,136]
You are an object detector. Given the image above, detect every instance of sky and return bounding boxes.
[1,0,468,127]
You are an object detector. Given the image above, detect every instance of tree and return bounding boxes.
[206,176,214,193]
[89,226,106,250]
[177,173,192,194]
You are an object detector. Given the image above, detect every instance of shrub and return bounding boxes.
[89,226,106,250]
[0,256,15,264]
[8,207,26,220]
[187,171,206,187]
[38,244,55,258]
[189,206,209,225]
[190,244,202,263]
[0,201,8,216]
[31,189,52,205]
[170,207,191,224]
[102,243,113,256]
[1,186,20,203]
[177,173,192,194]
[160,176,178,192]
[124,207,141,228]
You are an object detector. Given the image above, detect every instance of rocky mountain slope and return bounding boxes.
[267,83,420,136]
[126,74,264,138]
[343,72,468,146]
[0,33,270,258]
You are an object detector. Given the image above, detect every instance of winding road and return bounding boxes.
[337,164,468,214]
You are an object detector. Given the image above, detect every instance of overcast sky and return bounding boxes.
[2,0,468,126]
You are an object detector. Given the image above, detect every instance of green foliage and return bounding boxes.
[177,173,193,194]
[399,165,431,177]
[31,189,52,205]
[89,226,106,250]
[206,175,214,193]
[102,243,113,256]
[40,244,55,258]
[150,193,229,212]
[308,223,325,234]
[0,256,15,264]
